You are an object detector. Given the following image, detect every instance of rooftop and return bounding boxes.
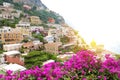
[3,43,22,47]
[43,60,55,65]
[3,64,26,72]
[3,51,21,56]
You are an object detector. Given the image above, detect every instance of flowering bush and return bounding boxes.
[0,50,120,80]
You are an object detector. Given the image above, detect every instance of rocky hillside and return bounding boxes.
[12,0,47,9]
[0,0,65,24]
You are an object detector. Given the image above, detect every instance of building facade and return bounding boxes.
[0,31,23,44]
[3,43,22,51]
[30,16,42,25]
[30,26,44,32]
[44,35,55,43]
[3,2,11,7]
[0,27,12,33]
[0,12,14,19]
[3,51,24,66]
[44,42,62,54]
[16,22,31,37]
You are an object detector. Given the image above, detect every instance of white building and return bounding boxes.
[43,60,55,65]
[33,40,43,45]
[2,64,26,72]
[33,40,43,49]
[16,22,30,28]
[57,53,75,61]
[0,54,5,64]
[30,26,44,31]
[3,2,11,7]
[48,29,56,36]
[0,27,12,33]
[44,36,55,43]
[3,50,21,56]
[47,24,63,28]
[0,12,14,19]
[3,43,22,51]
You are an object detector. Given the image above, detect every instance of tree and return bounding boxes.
[0,41,3,50]
[4,0,13,3]
[0,0,3,5]
[115,54,120,60]
[0,18,19,28]
[13,3,23,10]
[24,51,60,69]
[60,35,70,44]
[19,47,24,53]
[31,6,37,11]
[22,39,29,43]
[32,34,44,42]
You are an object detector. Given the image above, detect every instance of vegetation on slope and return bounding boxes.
[24,51,60,69]
[1,0,64,24]
[0,18,19,28]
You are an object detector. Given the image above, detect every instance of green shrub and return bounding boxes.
[24,51,60,69]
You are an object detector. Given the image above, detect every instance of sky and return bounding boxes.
[41,0,120,46]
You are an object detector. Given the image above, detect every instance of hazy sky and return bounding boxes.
[42,0,120,45]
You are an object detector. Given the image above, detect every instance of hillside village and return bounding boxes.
[0,1,90,73]
[0,1,120,80]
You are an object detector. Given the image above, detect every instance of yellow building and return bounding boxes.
[16,27,31,37]
[16,22,31,37]
[30,16,42,25]
[0,31,23,44]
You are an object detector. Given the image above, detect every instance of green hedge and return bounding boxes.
[24,51,60,69]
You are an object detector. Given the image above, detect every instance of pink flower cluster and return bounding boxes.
[0,50,120,80]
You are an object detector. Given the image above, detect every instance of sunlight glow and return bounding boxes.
[42,0,120,47]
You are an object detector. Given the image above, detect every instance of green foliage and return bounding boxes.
[60,35,70,44]
[0,18,19,28]
[81,38,86,44]
[4,0,13,3]
[22,39,29,43]
[0,41,5,54]
[31,6,37,11]
[1,0,64,24]
[0,0,13,5]
[20,13,24,18]
[19,47,24,53]
[0,50,5,54]
[0,41,3,50]
[115,54,120,60]
[24,51,59,69]
[0,0,3,5]
[73,30,79,35]
[13,2,23,10]
[23,10,61,24]
[15,4,64,24]
[11,10,17,13]
[39,10,61,24]
[32,34,44,42]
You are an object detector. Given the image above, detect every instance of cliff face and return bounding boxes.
[13,0,47,9]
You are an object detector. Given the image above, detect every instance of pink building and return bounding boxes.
[4,51,24,66]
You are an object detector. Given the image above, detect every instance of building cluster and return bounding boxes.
[0,2,21,19]
[0,2,85,73]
